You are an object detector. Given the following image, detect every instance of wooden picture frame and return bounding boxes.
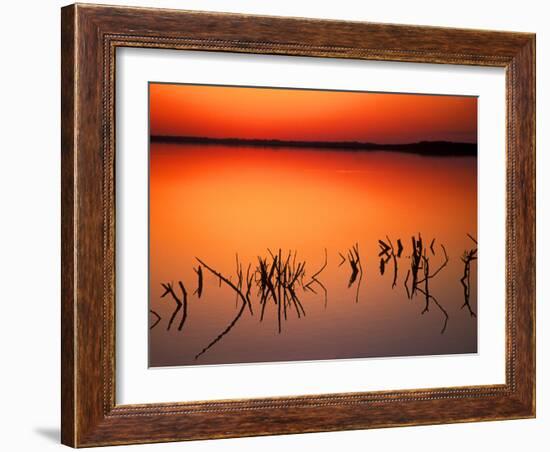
[61,3,535,447]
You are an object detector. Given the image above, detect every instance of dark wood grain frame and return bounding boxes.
[61,3,535,447]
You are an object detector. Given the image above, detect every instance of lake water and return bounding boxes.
[149,142,477,367]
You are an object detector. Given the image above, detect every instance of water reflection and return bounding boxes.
[154,234,475,359]
[149,144,478,366]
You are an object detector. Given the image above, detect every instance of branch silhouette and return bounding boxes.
[378,236,400,288]
[193,265,203,298]
[304,248,328,308]
[460,234,478,318]
[194,257,253,360]
[160,282,181,331]
[341,243,363,303]
[160,281,188,331]
[149,309,161,330]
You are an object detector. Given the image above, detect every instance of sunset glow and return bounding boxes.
[149,83,477,144]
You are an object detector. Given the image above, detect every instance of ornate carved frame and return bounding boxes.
[61,4,535,447]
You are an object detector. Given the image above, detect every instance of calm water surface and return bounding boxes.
[149,143,477,367]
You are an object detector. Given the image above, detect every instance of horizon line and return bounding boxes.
[150,135,477,155]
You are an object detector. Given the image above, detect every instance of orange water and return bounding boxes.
[149,143,477,367]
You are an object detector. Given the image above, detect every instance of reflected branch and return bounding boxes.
[396,239,404,258]
[338,252,346,267]
[257,249,308,332]
[196,257,251,314]
[176,281,188,331]
[404,269,411,299]
[160,281,189,332]
[149,309,161,330]
[342,243,363,303]
[195,297,247,361]
[160,282,182,331]
[460,234,477,318]
[409,234,423,298]
[417,244,448,284]
[193,265,203,298]
[379,236,400,288]
[194,257,253,360]
[304,248,328,308]
[416,286,449,334]
[403,234,450,334]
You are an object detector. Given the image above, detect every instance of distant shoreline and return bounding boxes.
[150,135,477,156]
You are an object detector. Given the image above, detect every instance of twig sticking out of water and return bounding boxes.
[304,248,328,308]
[257,254,279,321]
[160,281,188,331]
[149,309,161,330]
[379,240,390,276]
[197,257,252,315]
[193,265,203,298]
[402,235,450,334]
[387,237,400,288]
[342,243,363,303]
[396,239,404,258]
[234,254,253,314]
[379,236,400,288]
[257,249,307,332]
[418,245,449,333]
[378,239,390,256]
[338,252,346,267]
[460,234,478,318]
[194,257,253,360]
[408,234,424,298]
[160,283,180,331]
[404,269,411,299]
[417,244,449,285]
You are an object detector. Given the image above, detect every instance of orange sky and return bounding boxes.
[149,83,477,144]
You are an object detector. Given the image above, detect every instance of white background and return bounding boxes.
[117,49,506,404]
[0,1,546,451]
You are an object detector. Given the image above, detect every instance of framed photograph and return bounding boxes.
[61,3,535,447]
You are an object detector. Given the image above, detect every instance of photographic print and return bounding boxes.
[148,83,478,367]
